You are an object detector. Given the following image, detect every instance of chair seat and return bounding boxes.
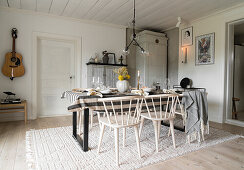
[141,112,175,121]
[99,115,140,128]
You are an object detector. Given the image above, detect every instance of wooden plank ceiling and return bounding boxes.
[0,0,243,30]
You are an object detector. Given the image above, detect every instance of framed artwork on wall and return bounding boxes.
[181,26,193,46]
[195,33,215,65]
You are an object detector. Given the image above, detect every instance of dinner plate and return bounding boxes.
[100,89,112,94]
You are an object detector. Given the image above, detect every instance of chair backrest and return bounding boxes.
[174,95,185,116]
[143,94,178,119]
[98,96,144,126]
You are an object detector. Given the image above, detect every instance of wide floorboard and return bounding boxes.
[0,116,243,170]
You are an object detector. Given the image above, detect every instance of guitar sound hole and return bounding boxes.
[15,58,20,66]
[11,57,16,62]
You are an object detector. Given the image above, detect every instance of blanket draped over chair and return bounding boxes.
[182,90,209,143]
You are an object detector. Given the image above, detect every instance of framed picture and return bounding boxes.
[195,33,215,65]
[108,53,116,64]
[181,27,193,46]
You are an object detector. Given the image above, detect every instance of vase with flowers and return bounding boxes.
[114,67,130,93]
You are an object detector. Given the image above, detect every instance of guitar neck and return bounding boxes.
[12,38,16,53]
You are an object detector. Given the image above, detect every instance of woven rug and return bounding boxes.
[26,121,239,170]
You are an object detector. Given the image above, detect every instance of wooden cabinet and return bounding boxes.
[136,30,168,88]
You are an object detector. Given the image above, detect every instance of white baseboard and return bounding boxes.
[37,113,72,118]
[225,119,244,127]
[0,113,72,122]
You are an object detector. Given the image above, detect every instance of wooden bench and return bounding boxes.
[0,100,27,124]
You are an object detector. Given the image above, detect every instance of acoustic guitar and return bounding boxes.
[2,28,25,80]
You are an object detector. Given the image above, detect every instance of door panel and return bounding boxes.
[37,39,75,117]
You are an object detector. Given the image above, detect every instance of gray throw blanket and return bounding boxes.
[182,90,208,135]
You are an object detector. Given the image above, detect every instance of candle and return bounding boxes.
[137,70,140,90]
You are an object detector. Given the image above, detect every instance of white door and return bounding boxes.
[37,39,75,117]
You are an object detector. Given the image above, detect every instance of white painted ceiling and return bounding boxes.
[0,0,243,30]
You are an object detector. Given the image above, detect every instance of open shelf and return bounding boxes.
[86,62,127,67]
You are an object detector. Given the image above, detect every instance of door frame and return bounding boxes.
[225,19,244,127]
[32,32,81,119]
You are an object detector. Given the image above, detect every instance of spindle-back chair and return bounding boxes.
[97,95,144,166]
[139,94,178,152]
[167,95,185,136]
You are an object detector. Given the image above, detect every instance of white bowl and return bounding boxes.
[100,89,112,94]
[143,88,154,92]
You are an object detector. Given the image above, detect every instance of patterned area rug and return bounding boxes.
[26,121,239,170]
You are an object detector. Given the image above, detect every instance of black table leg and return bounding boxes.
[161,121,185,132]
[73,111,77,138]
[160,105,185,132]
[72,108,89,152]
[83,108,89,151]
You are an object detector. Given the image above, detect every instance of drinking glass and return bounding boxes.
[97,77,105,90]
[91,76,96,88]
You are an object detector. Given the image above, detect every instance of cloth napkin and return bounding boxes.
[87,89,103,97]
[163,89,178,94]
[131,89,149,96]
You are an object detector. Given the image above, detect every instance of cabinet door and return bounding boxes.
[147,43,167,87]
[105,66,116,88]
[87,65,104,88]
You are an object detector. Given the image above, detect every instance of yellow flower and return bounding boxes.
[118,75,124,81]
[126,74,131,79]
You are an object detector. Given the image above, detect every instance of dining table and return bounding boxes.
[62,90,183,152]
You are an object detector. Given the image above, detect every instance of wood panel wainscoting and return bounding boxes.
[0,100,27,124]
[0,116,243,170]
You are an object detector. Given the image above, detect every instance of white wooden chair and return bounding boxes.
[168,95,185,136]
[174,95,185,117]
[139,94,178,152]
[97,96,144,166]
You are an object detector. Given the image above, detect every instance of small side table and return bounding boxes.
[232,97,240,119]
[0,100,27,124]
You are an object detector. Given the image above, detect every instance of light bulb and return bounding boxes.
[123,48,130,55]
[141,50,149,56]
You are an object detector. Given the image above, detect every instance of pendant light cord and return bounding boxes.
[125,0,145,53]
[132,0,136,38]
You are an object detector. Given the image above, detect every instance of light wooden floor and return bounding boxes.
[0,116,243,170]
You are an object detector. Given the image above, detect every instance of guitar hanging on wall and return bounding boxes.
[2,28,25,80]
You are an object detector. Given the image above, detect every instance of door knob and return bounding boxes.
[69,75,75,79]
